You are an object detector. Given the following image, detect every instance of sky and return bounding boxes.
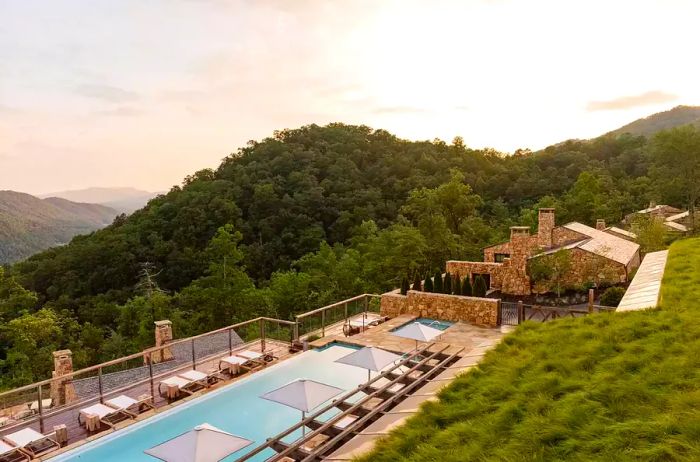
[1,0,699,195]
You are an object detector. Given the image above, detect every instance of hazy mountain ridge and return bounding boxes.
[0,191,118,263]
[39,187,160,213]
[606,105,700,137]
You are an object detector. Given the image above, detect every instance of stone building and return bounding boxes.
[623,202,692,233]
[447,208,641,296]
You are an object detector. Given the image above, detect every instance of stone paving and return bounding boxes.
[312,314,504,460]
[618,250,668,311]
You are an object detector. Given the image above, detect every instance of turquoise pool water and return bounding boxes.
[51,345,367,461]
[392,318,454,332]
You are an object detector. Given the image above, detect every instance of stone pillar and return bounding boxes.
[596,219,606,231]
[151,320,174,364]
[502,227,532,296]
[50,350,76,406]
[537,208,555,248]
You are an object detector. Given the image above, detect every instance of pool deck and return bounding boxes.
[311,315,504,461]
[28,314,504,461]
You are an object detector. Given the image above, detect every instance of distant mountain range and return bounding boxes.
[606,105,700,137]
[0,191,119,263]
[39,187,161,213]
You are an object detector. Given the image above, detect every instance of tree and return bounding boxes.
[462,277,473,296]
[452,275,462,295]
[528,250,572,297]
[443,272,452,294]
[412,274,422,292]
[424,275,434,293]
[652,125,700,230]
[433,271,443,293]
[473,275,487,297]
[631,215,668,253]
[400,277,410,295]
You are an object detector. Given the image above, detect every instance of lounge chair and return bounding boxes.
[0,441,29,462]
[178,369,221,386]
[219,355,249,375]
[104,394,154,416]
[235,350,265,363]
[3,428,59,459]
[78,403,132,431]
[158,372,208,399]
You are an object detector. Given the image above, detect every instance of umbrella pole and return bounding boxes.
[302,411,305,437]
[367,369,371,382]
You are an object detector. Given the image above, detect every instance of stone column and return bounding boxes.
[596,219,606,230]
[50,350,76,406]
[151,320,174,364]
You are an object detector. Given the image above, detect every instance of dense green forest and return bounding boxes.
[1,121,698,388]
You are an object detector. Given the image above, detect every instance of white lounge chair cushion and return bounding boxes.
[29,399,52,411]
[105,395,137,410]
[161,376,191,388]
[334,415,358,429]
[236,350,263,360]
[179,370,208,382]
[221,355,248,366]
[5,428,48,447]
[80,403,116,419]
[0,441,18,456]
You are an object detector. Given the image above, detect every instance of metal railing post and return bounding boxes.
[191,338,196,370]
[228,328,233,355]
[260,318,266,352]
[518,300,524,324]
[344,302,348,322]
[294,318,300,343]
[364,294,369,313]
[321,309,325,338]
[147,352,155,400]
[37,384,45,433]
[98,366,104,403]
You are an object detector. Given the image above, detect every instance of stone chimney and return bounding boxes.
[537,208,555,248]
[649,200,657,209]
[50,350,76,406]
[596,219,606,231]
[150,320,174,364]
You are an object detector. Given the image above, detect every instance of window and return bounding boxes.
[495,253,510,263]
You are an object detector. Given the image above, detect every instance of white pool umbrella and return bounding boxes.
[391,322,443,350]
[260,379,343,436]
[335,347,401,381]
[144,423,252,462]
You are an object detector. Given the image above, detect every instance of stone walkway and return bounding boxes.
[618,250,668,312]
[311,315,504,460]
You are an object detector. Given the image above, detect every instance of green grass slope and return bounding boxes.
[359,238,700,461]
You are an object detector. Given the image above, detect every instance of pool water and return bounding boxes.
[392,318,454,332]
[51,345,367,461]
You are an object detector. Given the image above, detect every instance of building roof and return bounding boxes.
[561,222,640,265]
[664,221,688,232]
[606,226,637,239]
[665,211,689,222]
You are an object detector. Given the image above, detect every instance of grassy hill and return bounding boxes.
[0,191,118,263]
[607,105,700,138]
[359,238,700,462]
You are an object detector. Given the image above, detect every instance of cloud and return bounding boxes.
[586,90,678,111]
[75,84,139,103]
[93,106,144,117]
[370,106,429,115]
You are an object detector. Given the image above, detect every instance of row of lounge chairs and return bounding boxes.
[0,347,277,460]
[343,313,388,337]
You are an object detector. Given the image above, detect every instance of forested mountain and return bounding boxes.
[607,105,700,137]
[0,191,118,263]
[1,120,698,388]
[40,187,159,213]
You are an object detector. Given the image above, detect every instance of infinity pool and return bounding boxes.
[51,345,367,461]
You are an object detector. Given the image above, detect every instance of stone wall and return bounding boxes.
[380,290,499,327]
[446,261,504,289]
[483,241,511,263]
[531,248,628,293]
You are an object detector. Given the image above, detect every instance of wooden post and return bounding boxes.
[518,300,524,324]
[321,310,325,338]
[496,300,502,326]
[344,302,348,322]
[98,367,104,403]
[588,288,595,313]
[147,352,155,400]
[293,319,300,343]
[37,384,45,433]
[260,319,266,352]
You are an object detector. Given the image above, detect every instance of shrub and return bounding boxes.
[452,275,462,295]
[412,274,422,292]
[443,271,452,294]
[400,277,410,295]
[473,275,487,297]
[462,277,473,296]
[424,275,434,292]
[600,286,626,307]
[433,271,443,293]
